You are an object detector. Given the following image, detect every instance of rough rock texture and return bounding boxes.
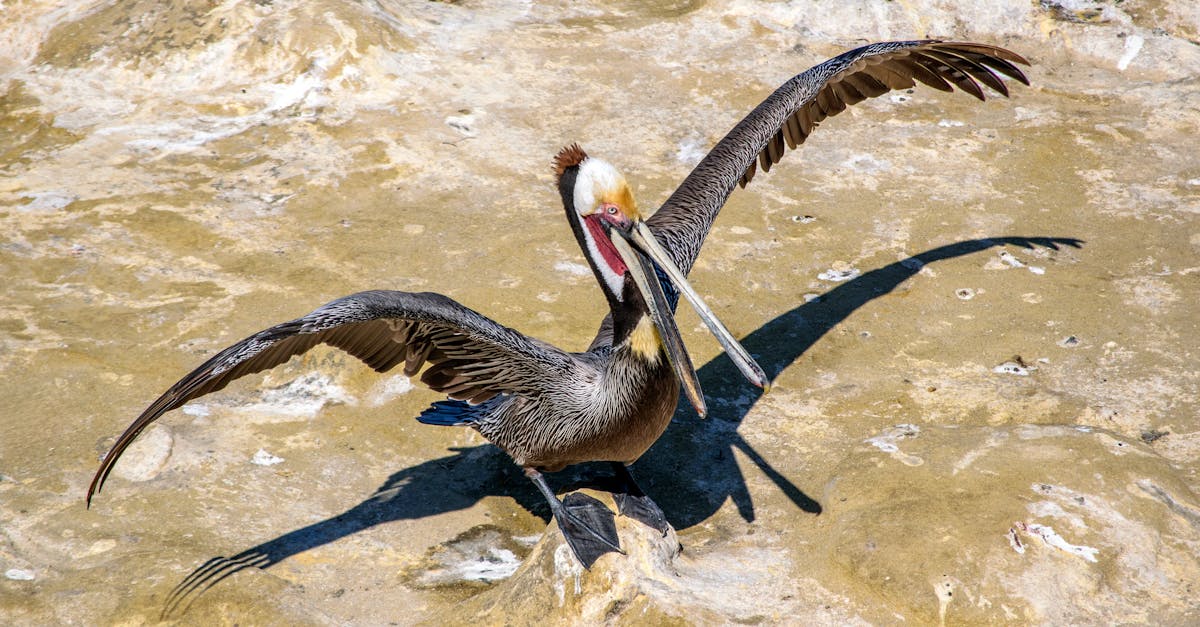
[3,1,1199,624]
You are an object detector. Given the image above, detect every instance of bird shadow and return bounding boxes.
[161,235,1082,616]
[635,235,1083,526]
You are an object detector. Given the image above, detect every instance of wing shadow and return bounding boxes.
[635,236,1083,526]
[162,444,543,616]
[163,235,1082,615]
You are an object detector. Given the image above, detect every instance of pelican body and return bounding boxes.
[88,41,1030,567]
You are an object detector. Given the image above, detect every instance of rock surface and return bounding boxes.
[3,0,1200,624]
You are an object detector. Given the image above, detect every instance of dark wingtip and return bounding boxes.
[87,447,117,509]
[998,48,1032,68]
[86,471,103,508]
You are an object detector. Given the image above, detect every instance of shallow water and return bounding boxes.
[2,1,1199,624]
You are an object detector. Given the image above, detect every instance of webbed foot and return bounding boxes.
[556,492,623,568]
[611,462,671,536]
[612,491,670,536]
[527,467,623,568]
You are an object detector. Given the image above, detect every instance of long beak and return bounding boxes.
[610,233,708,417]
[625,220,770,392]
[610,220,771,415]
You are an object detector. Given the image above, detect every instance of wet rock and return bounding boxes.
[4,569,35,581]
[3,0,1200,624]
[818,263,861,282]
[403,524,533,589]
[110,424,173,482]
[824,424,1200,624]
[250,449,285,467]
[994,361,1033,376]
[447,491,862,625]
[233,372,356,423]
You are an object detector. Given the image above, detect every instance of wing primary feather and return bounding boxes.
[816,86,845,117]
[959,52,1030,85]
[783,114,802,148]
[404,341,436,376]
[742,156,757,187]
[832,80,866,105]
[894,56,955,92]
[466,390,498,405]
[944,42,1030,67]
[421,363,460,390]
[765,132,784,171]
[841,72,889,98]
[325,322,376,361]
[355,324,407,370]
[864,64,916,90]
[922,49,1002,97]
[798,106,817,135]
[360,336,408,372]
[912,51,985,100]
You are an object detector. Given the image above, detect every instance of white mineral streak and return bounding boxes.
[1015,522,1100,563]
[250,449,285,466]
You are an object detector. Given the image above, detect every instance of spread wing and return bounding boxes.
[87,290,578,504]
[647,40,1030,273]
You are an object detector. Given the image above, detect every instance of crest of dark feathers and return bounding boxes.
[553,143,588,177]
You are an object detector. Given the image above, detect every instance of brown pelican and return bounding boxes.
[88,40,1029,567]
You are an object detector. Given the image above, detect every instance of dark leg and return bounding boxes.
[610,463,670,536]
[525,468,622,568]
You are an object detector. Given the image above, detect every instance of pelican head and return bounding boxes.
[554,144,768,417]
[555,146,642,300]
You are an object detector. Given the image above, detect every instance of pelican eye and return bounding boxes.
[607,206,618,215]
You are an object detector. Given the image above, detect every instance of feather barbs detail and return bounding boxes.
[554,143,589,177]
